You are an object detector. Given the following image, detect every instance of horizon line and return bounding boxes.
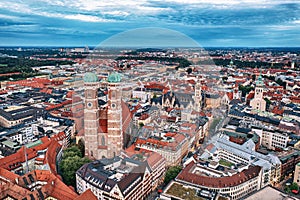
[1,46,300,49]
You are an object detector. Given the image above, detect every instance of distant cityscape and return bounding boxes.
[0,46,300,200]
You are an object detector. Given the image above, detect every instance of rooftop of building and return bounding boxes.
[164,182,214,200]
[125,144,165,169]
[0,132,65,173]
[0,105,44,121]
[0,169,83,200]
[201,133,281,169]
[135,131,187,151]
[244,186,298,200]
[176,161,261,188]
[277,147,300,160]
[76,156,147,195]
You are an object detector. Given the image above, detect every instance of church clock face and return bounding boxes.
[111,103,116,109]
[87,102,93,108]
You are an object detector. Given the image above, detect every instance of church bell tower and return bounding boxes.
[83,72,100,159]
[107,72,123,158]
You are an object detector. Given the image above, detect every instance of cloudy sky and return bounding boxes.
[0,0,300,47]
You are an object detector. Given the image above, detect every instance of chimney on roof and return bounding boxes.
[15,178,18,184]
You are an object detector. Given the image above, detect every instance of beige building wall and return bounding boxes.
[294,163,300,186]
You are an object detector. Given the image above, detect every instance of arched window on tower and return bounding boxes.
[101,136,105,146]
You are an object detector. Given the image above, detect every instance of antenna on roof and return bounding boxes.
[24,146,29,174]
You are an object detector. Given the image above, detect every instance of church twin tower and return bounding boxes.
[83,72,123,159]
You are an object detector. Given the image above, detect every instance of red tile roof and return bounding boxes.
[0,132,65,173]
[226,92,233,101]
[246,91,255,100]
[0,167,19,182]
[177,162,261,188]
[0,169,79,200]
[122,100,132,133]
[74,189,97,200]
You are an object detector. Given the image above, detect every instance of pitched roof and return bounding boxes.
[0,167,19,182]
[74,189,97,200]
[0,132,65,173]
[0,170,78,200]
[122,100,132,132]
[177,162,261,188]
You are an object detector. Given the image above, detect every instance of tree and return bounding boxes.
[222,77,228,82]
[276,78,287,89]
[62,145,81,158]
[186,67,193,74]
[59,146,91,187]
[290,182,299,191]
[60,156,90,186]
[139,122,144,128]
[178,59,191,68]
[77,139,85,157]
[264,98,272,110]
[239,85,254,97]
[285,182,299,194]
[164,166,182,185]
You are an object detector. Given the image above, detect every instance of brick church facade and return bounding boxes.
[83,72,132,160]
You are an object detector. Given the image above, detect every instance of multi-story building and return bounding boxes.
[132,87,151,102]
[252,127,288,150]
[278,148,300,180]
[0,131,68,175]
[134,132,189,166]
[161,162,263,200]
[293,162,300,186]
[0,128,23,145]
[0,105,43,128]
[244,185,298,200]
[200,134,281,186]
[205,93,221,109]
[194,77,202,112]
[76,152,165,200]
[0,168,96,200]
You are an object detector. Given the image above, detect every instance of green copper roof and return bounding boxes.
[25,140,42,148]
[83,72,98,83]
[107,72,121,83]
[256,74,264,86]
[230,60,234,65]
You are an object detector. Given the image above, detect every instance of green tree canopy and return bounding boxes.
[62,145,82,158]
[239,85,254,97]
[290,182,299,191]
[59,145,91,187]
[164,165,182,185]
[264,98,272,110]
[186,67,193,74]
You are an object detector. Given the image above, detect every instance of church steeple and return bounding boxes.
[107,72,123,158]
[83,72,100,159]
[250,72,266,112]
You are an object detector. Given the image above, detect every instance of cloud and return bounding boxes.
[0,0,299,46]
[0,14,20,20]
[62,14,111,22]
